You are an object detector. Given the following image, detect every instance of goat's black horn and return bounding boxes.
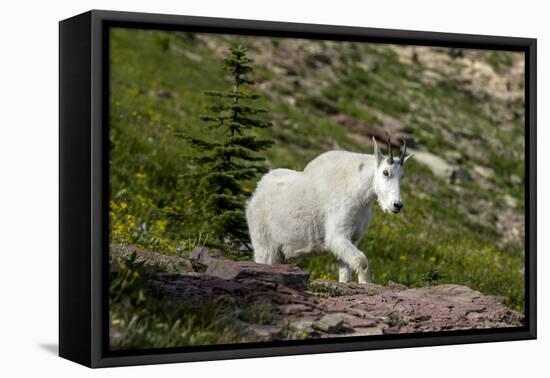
[384,131,393,163]
[399,138,407,165]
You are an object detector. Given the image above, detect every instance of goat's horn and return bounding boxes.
[399,138,407,165]
[384,131,393,163]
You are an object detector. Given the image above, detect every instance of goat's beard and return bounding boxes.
[376,195,394,214]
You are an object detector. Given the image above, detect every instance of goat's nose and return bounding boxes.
[394,201,403,209]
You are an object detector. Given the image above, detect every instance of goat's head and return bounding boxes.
[372,132,414,214]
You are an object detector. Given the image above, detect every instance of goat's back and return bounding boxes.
[247,168,305,221]
[246,151,374,261]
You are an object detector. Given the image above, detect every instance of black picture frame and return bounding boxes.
[59,9,537,368]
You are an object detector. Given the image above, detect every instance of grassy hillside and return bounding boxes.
[109,26,525,319]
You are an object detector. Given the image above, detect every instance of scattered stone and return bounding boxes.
[510,174,522,185]
[445,150,463,163]
[347,307,377,320]
[503,194,518,208]
[473,164,495,180]
[248,324,281,341]
[280,304,311,315]
[466,312,481,320]
[291,320,316,335]
[315,313,348,333]
[182,50,203,63]
[411,150,453,178]
[353,325,385,336]
[332,313,377,328]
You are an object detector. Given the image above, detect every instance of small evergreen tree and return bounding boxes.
[184,44,273,257]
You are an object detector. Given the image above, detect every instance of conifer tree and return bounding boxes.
[184,44,273,257]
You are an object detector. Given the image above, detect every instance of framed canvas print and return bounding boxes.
[59,10,536,368]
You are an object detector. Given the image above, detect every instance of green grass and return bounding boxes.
[486,51,515,73]
[109,28,526,348]
[109,253,254,349]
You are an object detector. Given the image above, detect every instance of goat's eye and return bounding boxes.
[383,170,389,177]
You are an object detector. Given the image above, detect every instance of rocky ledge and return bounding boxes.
[131,247,524,341]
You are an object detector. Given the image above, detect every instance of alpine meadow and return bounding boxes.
[108,27,526,350]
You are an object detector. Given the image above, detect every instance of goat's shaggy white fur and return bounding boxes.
[246,139,411,283]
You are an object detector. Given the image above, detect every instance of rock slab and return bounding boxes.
[189,247,309,291]
[146,247,524,340]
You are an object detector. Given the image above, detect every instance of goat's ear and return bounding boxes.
[372,137,384,167]
[403,153,415,165]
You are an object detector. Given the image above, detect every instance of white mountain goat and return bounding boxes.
[246,133,413,283]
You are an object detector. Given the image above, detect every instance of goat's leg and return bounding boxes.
[254,245,283,264]
[338,261,352,283]
[328,236,370,284]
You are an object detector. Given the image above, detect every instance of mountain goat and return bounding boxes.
[246,134,413,283]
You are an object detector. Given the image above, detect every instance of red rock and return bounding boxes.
[190,247,309,290]
[117,246,523,342]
